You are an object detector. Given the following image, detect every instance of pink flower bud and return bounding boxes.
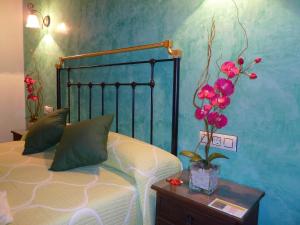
[254,58,262,63]
[238,57,244,65]
[249,73,257,79]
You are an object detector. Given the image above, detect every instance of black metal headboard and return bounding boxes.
[55,41,181,156]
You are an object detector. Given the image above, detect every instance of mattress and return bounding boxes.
[0,132,182,225]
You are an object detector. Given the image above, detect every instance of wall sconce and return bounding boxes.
[26,3,50,29]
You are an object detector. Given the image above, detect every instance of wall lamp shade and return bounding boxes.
[26,15,41,28]
[26,3,50,29]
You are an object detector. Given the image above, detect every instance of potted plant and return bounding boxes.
[181,16,262,194]
[24,74,43,126]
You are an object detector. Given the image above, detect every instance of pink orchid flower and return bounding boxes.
[203,104,213,112]
[210,94,230,109]
[29,79,36,85]
[198,84,216,99]
[214,114,228,128]
[217,95,231,109]
[209,94,219,106]
[27,95,38,101]
[195,105,211,120]
[221,61,240,78]
[24,75,31,84]
[27,86,34,94]
[207,112,228,128]
[214,78,235,96]
[207,111,219,125]
[24,75,36,85]
[31,96,38,101]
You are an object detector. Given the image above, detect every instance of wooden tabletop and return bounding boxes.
[152,170,265,222]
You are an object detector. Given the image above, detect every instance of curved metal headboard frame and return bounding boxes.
[55,40,181,155]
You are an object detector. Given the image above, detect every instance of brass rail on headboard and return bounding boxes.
[55,40,182,68]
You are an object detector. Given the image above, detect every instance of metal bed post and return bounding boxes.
[149,59,156,145]
[67,68,71,123]
[171,58,180,156]
[56,65,61,109]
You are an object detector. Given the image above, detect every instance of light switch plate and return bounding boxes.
[199,131,238,152]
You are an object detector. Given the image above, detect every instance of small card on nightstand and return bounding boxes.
[208,198,248,218]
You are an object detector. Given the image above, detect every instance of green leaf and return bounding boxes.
[180,150,195,157]
[180,150,202,161]
[208,153,229,162]
[191,155,202,162]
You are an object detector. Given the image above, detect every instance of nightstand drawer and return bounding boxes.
[157,194,235,225]
[156,195,185,223]
[183,207,235,225]
[156,218,174,225]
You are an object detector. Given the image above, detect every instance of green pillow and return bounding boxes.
[50,114,113,171]
[23,108,69,155]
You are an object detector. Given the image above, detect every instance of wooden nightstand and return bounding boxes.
[11,130,27,141]
[151,170,265,225]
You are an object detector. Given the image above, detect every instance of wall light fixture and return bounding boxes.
[25,3,50,29]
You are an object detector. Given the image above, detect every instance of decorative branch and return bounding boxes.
[193,17,216,109]
[232,0,249,59]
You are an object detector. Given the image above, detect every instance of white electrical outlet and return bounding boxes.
[199,131,238,152]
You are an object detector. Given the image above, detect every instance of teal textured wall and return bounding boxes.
[23,0,300,224]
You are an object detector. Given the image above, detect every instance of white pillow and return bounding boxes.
[0,191,13,225]
[104,132,182,179]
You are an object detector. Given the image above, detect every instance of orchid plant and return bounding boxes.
[181,10,262,169]
[24,74,43,122]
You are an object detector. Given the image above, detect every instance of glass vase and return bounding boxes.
[189,162,219,195]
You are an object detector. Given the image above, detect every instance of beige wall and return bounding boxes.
[0,0,25,141]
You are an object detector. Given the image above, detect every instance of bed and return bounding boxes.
[0,40,182,225]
